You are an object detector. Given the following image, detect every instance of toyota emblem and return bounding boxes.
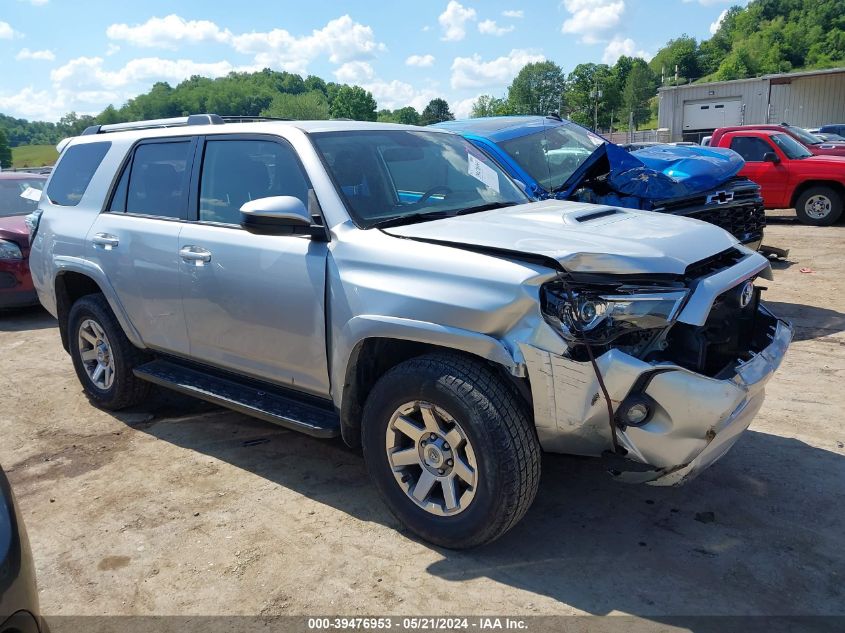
[739,281,754,308]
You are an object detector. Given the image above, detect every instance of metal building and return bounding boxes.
[657,67,845,142]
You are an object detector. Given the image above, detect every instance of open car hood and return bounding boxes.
[558,143,745,203]
[383,199,740,276]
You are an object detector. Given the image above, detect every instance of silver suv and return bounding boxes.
[28,114,792,548]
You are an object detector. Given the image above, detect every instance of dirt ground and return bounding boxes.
[1,217,844,620]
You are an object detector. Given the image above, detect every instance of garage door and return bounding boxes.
[683,98,742,130]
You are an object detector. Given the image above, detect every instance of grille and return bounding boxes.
[684,247,747,282]
[653,177,766,244]
[0,272,18,289]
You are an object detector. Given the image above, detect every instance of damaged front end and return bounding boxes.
[521,247,792,486]
[562,144,766,250]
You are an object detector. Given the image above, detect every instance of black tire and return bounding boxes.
[361,353,541,549]
[795,186,843,226]
[68,294,151,410]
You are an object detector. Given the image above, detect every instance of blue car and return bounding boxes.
[434,115,765,249]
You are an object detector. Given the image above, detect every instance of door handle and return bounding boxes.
[179,245,212,264]
[92,233,119,249]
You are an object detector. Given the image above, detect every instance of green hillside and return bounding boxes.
[11,144,58,169]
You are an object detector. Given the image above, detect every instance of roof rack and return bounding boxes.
[80,113,291,136]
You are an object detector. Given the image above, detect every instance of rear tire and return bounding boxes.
[795,186,843,226]
[361,353,541,549]
[68,294,151,410]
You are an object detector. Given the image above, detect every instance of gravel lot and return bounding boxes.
[1,219,843,619]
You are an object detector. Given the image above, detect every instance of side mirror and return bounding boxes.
[762,152,780,164]
[240,196,312,236]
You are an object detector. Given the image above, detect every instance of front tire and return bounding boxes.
[68,294,151,410]
[361,353,541,549]
[795,186,843,226]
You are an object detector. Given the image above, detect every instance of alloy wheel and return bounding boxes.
[77,318,115,390]
[805,194,832,220]
[384,400,478,516]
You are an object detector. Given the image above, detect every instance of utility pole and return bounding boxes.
[590,77,602,132]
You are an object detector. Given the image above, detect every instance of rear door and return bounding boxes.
[728,135,790,207]
[85,137,195,354]
[177,134,330,396]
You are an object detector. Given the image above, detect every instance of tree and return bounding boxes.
[420,98,454,125]
[393,106,421,125]
[649,35,700,84]
[329,85,377,121]
[564,63,618,129]
[623,63,656,129]
[470,95,512,117]
[507,61,566,115]
[262,91,330,120]
[0,129,11,169]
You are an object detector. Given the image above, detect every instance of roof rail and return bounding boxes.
[80,113,225,136]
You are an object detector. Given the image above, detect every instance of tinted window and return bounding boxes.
[0,178,45,217]
[312,130,527,228]
[123,141,191,218]
[199,139,310,224]
[729,136,774,162]
[46,142,110,206]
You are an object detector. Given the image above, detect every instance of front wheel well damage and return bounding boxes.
[55,272,104,351]
[339,338,532,448]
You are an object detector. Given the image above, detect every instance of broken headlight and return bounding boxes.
[542,284,689,346]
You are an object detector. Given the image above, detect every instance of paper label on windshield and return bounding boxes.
[587,133,605,147]
[467,153,499,193]
[20,186,43,202]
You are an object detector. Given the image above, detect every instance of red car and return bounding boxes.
[0,172,47,308]
[711,129,845,225]
[710,123,845,158]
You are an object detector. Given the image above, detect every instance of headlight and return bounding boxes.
[0,240,23,261]
[25,209,42,241]
[543,284,689,345]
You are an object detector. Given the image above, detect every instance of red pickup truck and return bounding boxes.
[710,123,845,158]
[710,128,845,225]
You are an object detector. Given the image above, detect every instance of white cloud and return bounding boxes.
[106,43,120,56]
[453,94,483,119]
[50,56,241,90]
[683,0,734,5]
[438,1,477,41]
[561,0,625,44]
[19,0,49,5]
[602,36,652,63]
[502,10,524,18]
[334,61,376,84]
[364,79,439,112]
[478,20,514,36]
[406,54,435,67]
[709,8,729,34]
[16,48,55,61]
[106,14,232,49]
[451,49,545,90]
[230,15,385,74]
[0,21,20,39]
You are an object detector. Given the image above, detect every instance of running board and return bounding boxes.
[133,359,339,438]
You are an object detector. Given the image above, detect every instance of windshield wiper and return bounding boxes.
[453,201,519,215]
[368,210,456,229]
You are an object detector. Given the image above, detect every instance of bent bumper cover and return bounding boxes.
[521,307,792,486]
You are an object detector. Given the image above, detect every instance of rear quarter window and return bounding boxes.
[46,142,111,206]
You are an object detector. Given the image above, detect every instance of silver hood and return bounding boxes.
[383,199,740,275]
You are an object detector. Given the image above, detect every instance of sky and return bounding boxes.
[0,0,748,122]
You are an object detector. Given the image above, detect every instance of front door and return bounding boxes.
[178,135,330,397]
[86,138,195,354]
[729,135,790,207]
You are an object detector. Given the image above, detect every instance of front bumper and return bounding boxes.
[521,305,792,486]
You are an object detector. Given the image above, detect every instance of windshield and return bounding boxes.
[784,124,823,146]
[497,123,604,192]
[0,178,44,217]
[311,130,528,228]
[771,133,813,159]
